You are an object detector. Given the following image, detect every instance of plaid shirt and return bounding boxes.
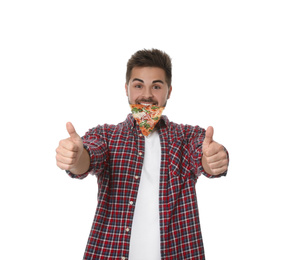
[67,114,227,260]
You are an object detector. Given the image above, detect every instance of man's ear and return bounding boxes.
[125,83,128,97]
[167,86,172,99]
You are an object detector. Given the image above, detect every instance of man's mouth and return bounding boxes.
[136,99,158,106]
[139,102,155,106]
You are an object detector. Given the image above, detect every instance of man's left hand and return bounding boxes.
[202,126,228,176]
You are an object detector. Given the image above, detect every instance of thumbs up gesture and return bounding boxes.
[202,126,228,176]
[56,122,86,172]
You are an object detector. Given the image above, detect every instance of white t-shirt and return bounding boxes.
[128,131,161,260]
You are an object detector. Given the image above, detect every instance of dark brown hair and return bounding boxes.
[126,48,172,87]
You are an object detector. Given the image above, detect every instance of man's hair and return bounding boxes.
[126,48,172,87]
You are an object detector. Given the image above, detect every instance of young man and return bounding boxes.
[56,49,229,260]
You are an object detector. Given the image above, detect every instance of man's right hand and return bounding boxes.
[56,122,89,174]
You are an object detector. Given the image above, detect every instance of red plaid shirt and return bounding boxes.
[67,114,227,260]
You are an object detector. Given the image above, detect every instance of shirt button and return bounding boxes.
[121,257,126,260]
[139,134,143,137]
[135,175,139,179]
[138,152,142,156]
[126,227,130,232]
[129,201,134,205]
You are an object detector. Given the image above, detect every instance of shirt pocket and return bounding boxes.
[169,139,191,182]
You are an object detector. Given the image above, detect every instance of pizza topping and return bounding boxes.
[130,104,165,136]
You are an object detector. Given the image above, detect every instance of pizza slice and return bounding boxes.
[130,104,165,136]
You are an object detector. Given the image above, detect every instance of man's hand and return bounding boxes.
[56,122,89,174]
[202,126,228,176]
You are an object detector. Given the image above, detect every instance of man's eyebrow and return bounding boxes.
[153,80,164,84]
[131,78,164,84]
[132,78,144,83]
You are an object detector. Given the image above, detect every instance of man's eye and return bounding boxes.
[135,85,142,88]
[153,85,161,89]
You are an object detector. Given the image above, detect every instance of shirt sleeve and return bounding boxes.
[66,126,108,179]
[189,126,228,179]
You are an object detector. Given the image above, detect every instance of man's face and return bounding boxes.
[125,67,172,107]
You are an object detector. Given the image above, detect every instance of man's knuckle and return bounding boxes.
[70,151,77,158]
[69,143,77,151]
[56,161,64,170]
[69,158,75,165]
[219,145,224,151]
[55,154,60,161]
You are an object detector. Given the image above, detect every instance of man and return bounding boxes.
[56,49,229,260]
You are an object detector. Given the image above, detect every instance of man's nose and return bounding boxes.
[142,87,153,98]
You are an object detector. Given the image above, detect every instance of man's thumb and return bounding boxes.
[204,126,214,145]
[66,122,80,140]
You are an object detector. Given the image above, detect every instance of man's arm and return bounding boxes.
[56,122,90,175]
[202,126,229,176]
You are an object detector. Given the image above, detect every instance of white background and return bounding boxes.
[1,0,291,259]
